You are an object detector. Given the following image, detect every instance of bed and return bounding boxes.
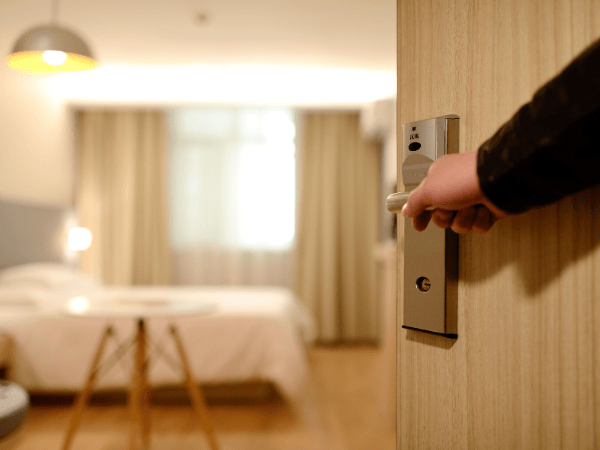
[0,263,315,402]
[0,200,315,403]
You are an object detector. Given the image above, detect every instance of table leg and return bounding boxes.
[140,322,152,450]
[170,325,220,450]
[128,319,152,450]
[62,326,113,450]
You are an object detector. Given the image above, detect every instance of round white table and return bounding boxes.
[60,296,219,450]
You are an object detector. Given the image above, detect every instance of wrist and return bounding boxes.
[474,153,510,219]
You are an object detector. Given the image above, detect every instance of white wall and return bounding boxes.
[0,64,396,209]
[0,68,74,207]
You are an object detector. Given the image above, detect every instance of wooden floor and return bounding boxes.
[10,346,396,450]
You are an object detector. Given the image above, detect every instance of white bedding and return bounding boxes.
[0,264,315,401]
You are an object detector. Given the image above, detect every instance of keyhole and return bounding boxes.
[416,277,431,292]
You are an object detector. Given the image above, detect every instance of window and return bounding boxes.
[168,108,296,251]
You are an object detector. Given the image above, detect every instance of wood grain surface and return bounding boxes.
[397,1,600,449]
[10,347,395,450]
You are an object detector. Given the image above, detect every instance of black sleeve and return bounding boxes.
[476,38,600,214]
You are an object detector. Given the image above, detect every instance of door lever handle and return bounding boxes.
[386,192,435,213]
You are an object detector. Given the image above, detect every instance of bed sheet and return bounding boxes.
[0,283,315,401]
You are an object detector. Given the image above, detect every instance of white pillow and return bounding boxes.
[0,263,97,290]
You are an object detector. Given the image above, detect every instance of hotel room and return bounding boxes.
[0,1,397,449]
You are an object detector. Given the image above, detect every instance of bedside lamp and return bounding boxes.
[68,227,92,251]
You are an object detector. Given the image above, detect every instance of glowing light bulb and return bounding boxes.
[42,50,67,66]
[68,227,92,250]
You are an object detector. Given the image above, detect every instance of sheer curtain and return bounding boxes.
[168,108,297,289]
[76,110,173,285]
[295,112,380,343]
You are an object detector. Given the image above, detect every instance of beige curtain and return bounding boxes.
[76,110,173,285]
[296,112,380,343]
[172,248,295,289]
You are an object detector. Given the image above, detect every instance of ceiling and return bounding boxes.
[0,0,397,106]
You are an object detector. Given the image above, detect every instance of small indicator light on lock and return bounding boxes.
[416,277,431,292]
[408,142,422,151]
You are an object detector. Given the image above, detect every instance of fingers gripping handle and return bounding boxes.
[386,192,435,213]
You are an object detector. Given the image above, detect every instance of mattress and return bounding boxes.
[0,264,315,401]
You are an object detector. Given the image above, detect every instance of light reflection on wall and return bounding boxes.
[47,66,396,106]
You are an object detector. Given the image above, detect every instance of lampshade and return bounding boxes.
[68,227,93,251]
[7,24,98,74]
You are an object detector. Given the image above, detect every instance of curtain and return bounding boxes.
[167,107,297,289]
[76,110,173,285]
[296,112,380,343]
[172,248,295,288]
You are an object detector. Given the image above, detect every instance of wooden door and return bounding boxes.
[396,1,600,449]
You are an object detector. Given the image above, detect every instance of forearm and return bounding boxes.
[477,38,600,213]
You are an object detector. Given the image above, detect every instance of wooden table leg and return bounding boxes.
[140,321,152,450]
[170,325,220,450]
[64,319,216,450]
[62,326,113,450]
[128,319,151,450]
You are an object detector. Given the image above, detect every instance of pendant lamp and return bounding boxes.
[6,0,98,75]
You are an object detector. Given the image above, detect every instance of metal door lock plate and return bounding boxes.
[393,115,460,339]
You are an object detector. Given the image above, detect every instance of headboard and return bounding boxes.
[0,199,74,270]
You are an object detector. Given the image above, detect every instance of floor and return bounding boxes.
[9,346,396,450]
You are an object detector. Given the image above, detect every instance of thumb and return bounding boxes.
[401,184,430,218]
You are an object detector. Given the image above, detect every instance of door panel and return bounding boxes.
[397,1,600,448]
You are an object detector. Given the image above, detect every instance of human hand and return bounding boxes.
[401,152,509,233]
